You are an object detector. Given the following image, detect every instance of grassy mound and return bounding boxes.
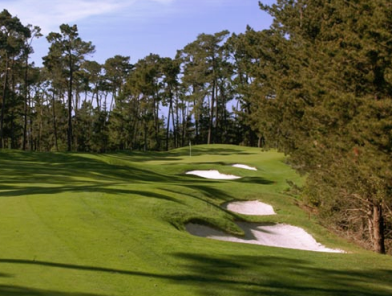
[0,144,391,296]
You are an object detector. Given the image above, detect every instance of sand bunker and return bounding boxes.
[186,170,241,180]
[223,200,276,216]
[186,223,343,253]
[185,168,344,252]
[187,200,344,253]
[232,164,257,171]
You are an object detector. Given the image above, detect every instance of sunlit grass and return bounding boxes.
[0,145,391,296]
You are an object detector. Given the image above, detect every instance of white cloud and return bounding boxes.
[2,0,259,37]
[2,0,178,33]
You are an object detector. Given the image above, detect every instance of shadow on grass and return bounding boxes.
[105,152,182,162]
[161,186,238,218]
[0,182,182,204]
[0,151,190,198]
[188,161,229,166]
[0,150,269,198]
[0,255,391,296]
[181,173,274,186]
[0,285,104,296]
[234,177,275,185]
[0,269,103,296]
[0,156,171,184]
[186,147,256,156]
[171,253,392,296]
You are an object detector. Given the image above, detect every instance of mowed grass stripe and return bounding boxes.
[0,145,391,296]
[0,194,107,294]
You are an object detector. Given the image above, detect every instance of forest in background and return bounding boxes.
[1,1,391,254]
[0,10,261,153]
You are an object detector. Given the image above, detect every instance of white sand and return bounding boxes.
[187,200,344,253]
[223,200,276,216]
[232,164,257,171]
[185,167,344,253]
[186,223,344,253]
[186,170,241,180]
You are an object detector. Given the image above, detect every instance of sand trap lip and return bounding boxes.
[186,170,241,180]
[186,223,344,253]
[222,200,276,216]
[232,164,257,171]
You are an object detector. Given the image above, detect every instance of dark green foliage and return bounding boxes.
[3,4,391,255]
[248,0,392,253]
[44,24,95,152]
[176,30,234,145]
[1,10,258,153]
[0,9,31,149]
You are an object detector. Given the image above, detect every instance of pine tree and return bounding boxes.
[254,0,392,253]
[44,24,95,151]
[177,30,230,144]
[0,9,31,148]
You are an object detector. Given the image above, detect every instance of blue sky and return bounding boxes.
[3,0,275,66]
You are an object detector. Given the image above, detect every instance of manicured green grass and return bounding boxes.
[0,144,391,296]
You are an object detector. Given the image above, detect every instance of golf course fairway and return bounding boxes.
[0,144,391,296]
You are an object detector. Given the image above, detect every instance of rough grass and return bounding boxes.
[0,144,391,296]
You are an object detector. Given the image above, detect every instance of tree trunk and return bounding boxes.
[52,91,59,152]
[181,97,187,147]
[154,93,160,150]
[39,104,43,151]
[29,94,33,151]
[171,99,175,149]
[175,92,179,148]
[10,59,16,148]
[143,121,148,152]
[166,93,172,151]
[74,88,80,151]
[207,80,216,145]
[372,204,385,254]
[10,110,14,149]
[23,54,29,150]
[214,80,219,143]
[0,57,10,149]
[109,86,116,113]
[95,86,100,112]
[67,57,73,152]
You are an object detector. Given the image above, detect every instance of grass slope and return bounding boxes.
[0,144,391,296]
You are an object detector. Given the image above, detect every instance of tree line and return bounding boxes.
[1,1,391,254]
[249,0,392,254]
[0,9,260,153]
